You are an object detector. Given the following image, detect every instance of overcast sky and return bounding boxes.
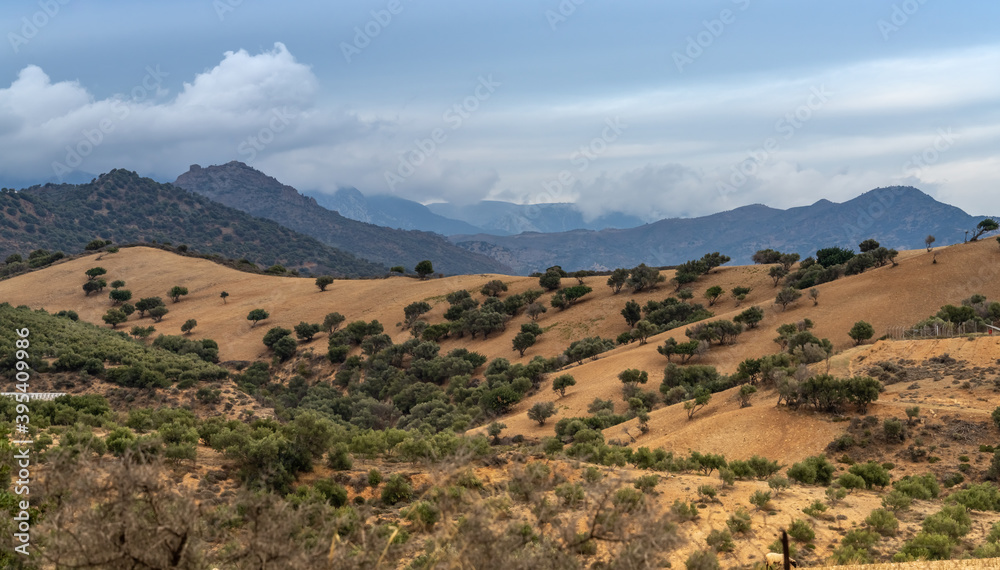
[1,0,998,221]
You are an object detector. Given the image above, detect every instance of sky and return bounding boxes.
[0,0,998,222]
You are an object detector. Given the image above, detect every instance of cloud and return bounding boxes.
[0,43,352,184]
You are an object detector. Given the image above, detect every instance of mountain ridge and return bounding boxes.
[174,162,513,276]
[447,186,989,273]
[0,169,385,277]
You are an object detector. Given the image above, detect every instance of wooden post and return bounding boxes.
[781,529,790,570]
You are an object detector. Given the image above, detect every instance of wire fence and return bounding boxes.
[885,321,997,340]
[0,392,67,401]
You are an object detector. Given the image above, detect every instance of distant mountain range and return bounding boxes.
[303,188,646,236]
[174,163,511,275]
[446,187,990,274]
[0,169,386,277]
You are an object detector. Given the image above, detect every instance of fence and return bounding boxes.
[0,392,67,401]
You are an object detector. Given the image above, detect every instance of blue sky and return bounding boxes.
[1,0,998,221]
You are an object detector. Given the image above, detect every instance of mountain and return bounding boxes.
[427,201,646,235]
[448,186,989,274]
[175,163,511,275]
[305,187,484,235]
[0,169,386,277]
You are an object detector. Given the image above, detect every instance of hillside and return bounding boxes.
[174,162,513,275]
[450,187,989,273]
[0,169,385,277]
[5,240,1000,567]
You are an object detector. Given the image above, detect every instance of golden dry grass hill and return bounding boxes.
[5,240,1000,567]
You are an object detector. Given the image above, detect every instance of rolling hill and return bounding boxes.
[5,239,1000,567]
[450,187,990,273]
[174,162,513,276]
[0,169,386,277]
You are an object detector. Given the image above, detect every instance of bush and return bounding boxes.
[749,490,771,511]
[922,505,971,540]
[866,508,899,536]
[327,443,353,470]
[684,549,719,570]
[787,519,815,543]
[381,474,413,505]
[787,455,835,486]
[706,529,734,553]
[726,509,752,534]
[848,461,890,489]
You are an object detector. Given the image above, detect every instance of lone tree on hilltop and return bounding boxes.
[181,319,197,335]
[168,286,188,303]
[971,219,1000,241]
[552,374,576,397]
[247,309,269,328]
[752,249,782,265]
[539,269,562,291]
[859,239,880,253]
[779,253,801,271]
[415,260,434,279]
[775,287,802,311]
[480,279,508,297]
[315,276,334,291]
[849,321,875,346]
[925,235,936,251]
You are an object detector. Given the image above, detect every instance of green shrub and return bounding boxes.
[684,549,719,570]
[706,528,734,553]
[381,474,413,505]
[726,508,752,534]
[866,508,899,536]
[787,455,835,485]
[787,519,815,543]
[848,461,890,489]
[922,505,972,539]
